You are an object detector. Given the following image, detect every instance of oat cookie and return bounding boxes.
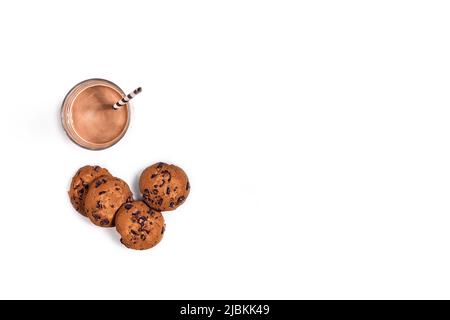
[84,176,133,227]
[139,162,190,211]
[68,165,112,216]
[115,201,165,250]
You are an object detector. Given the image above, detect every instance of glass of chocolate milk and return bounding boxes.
[61,79,130,150]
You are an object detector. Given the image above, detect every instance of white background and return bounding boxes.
[0,0,450,299]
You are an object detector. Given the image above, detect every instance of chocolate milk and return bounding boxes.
[61,79,130,150]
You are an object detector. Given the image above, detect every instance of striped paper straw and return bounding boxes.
[113,87,142,110]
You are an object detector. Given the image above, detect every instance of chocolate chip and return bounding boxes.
[144,189,150,194]
[98,191,106,195]
[95,180,103,188]
[161,170,172,182]
[161,226,165,234]
[100,219,109,226]
[130,230,138,235]
[140,234,146,240]
[96,201,102,209]
[157,162,165,169]
[94,166,100,171]
[132,211,141,217]
[138,216,147,227]
[177,196,186,205]
[159,180,166,187]
[79,188,84,194]
[84,184,89,189]
[124,203,132,210]
[186,181,190,190]
[150,173,157,179]
[92,213,101,221]
[153,184,158,189]
[157,199,163,206]
[166,187,171,195]
[115,187,120,191]
[169,201,175,208]
[152,189,158,195]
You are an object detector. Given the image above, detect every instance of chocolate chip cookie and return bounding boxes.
[139,162,190,211]
[84,176,133,227]
[115,201,165,250]
[68,165,112,216]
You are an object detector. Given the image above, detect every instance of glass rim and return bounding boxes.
[61,78,131,151]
